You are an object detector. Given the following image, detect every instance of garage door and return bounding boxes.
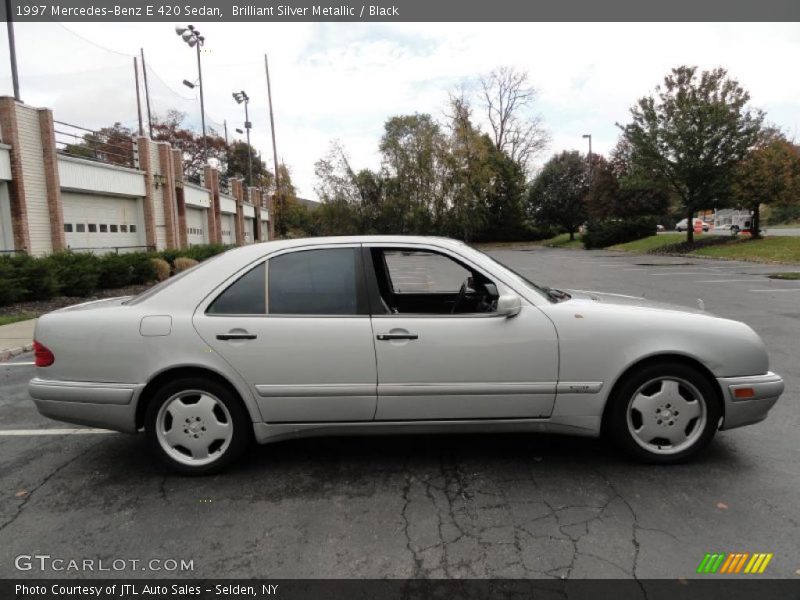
[186,206,207,246]
[220,213,235,245]
[62,192,144,253]
[244,217,254,244]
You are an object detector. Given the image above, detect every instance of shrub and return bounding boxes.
[181,243,230,262]
[0,257,26,305]
[98,253,135,289]
[173,257,199,272]
[582,217,658,249]
[9,253,59,301]
[49,251,101,296]
[151,257,170,281]
[159,248,182,266]
[127,252,158,285]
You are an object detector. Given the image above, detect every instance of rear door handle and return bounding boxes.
[216,332,257,341]
[376,333,418,341]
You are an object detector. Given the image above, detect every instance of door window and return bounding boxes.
[207,263,266,315]
[268,248,366,315]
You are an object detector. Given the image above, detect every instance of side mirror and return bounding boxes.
[497,294,522,318]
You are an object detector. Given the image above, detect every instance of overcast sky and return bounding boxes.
[1,22,798,199]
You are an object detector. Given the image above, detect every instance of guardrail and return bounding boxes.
[54,121,139,170]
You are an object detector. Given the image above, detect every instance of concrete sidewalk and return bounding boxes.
[0,319,37,361]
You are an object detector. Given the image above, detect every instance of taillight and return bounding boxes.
[33,341,54,367]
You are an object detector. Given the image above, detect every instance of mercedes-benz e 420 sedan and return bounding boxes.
[29,236,784,474]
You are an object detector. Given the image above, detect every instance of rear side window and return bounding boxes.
[207,264,266,315]
[268,248,365,315]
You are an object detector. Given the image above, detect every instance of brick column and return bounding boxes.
[204,165,220,244]
[137,137,157,249]
[232,178,244,246]
[0,97,30,252]
[37,109,66,252]
[250,187,263,242]
[171,148,187,248]
[157,143,178,249]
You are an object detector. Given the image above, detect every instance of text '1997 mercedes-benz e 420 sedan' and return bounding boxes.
[29,236,784,474]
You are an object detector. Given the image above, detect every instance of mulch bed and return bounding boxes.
[0,284,154,319]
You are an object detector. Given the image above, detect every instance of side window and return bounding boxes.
[207,263,266,315]
[268,248,365,315]
[384,250,470,293]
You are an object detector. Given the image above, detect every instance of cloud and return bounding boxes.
[0,22,798,197]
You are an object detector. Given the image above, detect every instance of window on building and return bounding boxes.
[130,225,137,233]
[88,224,97,233]
[110,225,118,233]
[76,223,86,233]
[207,264,266,315]
[64,223,73,233]
[268,248,365,315]
[100,224,108,233]
[120,225,128,233]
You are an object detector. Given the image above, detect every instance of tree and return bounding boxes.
[527,151,589,240]
[479,66,549,175]
[731,132,800,237]
[618,66,764,242]
[226,141,273,188]
[151,110,227,179]
[64,122,136,168]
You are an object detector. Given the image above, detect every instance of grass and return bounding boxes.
[609,233,687,253]
[768,272,800,280]
[691,236,800,263]
[538,233,584,249]
[0,314,37,327]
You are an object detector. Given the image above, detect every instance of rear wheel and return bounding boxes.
[606,362,721,463]
[145,377,251,475]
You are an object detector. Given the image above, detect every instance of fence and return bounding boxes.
[54,120,139,170]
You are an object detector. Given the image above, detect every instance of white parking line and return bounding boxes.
[623,268,648,271]
[650,272,704,276]
[749,289,800,293]
[693,279,755,283]
[0,428,114,436]
[0,361,35,367]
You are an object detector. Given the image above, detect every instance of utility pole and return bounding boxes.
[133,57,144,136]
[140,49,153,137]
[5,0,21,101]
[265,54,280,239]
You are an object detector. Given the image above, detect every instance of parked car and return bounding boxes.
[675,218,709,232]
[29,236,784,473]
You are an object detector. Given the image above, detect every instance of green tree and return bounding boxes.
[151,109,227,179]
[528,151,589,240]
[731,132,800,237]
[618,66,764,242]
[226,141,273,188]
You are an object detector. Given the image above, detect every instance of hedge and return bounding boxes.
[0,244,231,307]
[582,217,659,250]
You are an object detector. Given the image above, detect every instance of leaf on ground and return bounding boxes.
[15,490,28,498]
[716,502,729,510]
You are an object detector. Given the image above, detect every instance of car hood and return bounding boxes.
[564,289,710,315]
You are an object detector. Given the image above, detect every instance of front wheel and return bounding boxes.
[606,362,721,463]
[145,377,251,475]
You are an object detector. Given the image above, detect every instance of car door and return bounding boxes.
[193,244,378,423]
[365,244,559,421]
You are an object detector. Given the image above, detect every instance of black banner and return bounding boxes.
[4,580,800,600]
[1,0,800,22]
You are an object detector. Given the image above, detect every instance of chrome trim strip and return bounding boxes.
[255,383,376,397]
[378,382,557,396]
[28,378,135,406]
[556,382,604,394]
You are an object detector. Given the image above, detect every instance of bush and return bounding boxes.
[0,257,26,305]
[128,252,158,285]
[173,257,198,272]
[159,248,182,266]
[151,257,170,281]
[98,252,159,289]
[582,217,658,249]
[9,253,59,301]
[180,243,230,263]
[49,251,101,297]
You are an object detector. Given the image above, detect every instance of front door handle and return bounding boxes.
[216,332,257,341]
[376,333,418,341]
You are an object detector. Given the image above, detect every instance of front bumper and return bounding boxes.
[717,371,784,430]
[28,377,140,432]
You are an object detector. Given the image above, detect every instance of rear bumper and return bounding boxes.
[717,371,784,430]
[28,378,139,432]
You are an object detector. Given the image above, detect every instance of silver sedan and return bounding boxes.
[29,236,784,474]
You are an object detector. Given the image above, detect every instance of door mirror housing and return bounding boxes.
[496,294,522,318]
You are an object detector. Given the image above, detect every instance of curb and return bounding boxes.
[0,342,34,362]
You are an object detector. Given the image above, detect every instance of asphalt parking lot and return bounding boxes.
[0,247,798,580]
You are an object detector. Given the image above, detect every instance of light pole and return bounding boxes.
[582,133,592,183]
[232,90,253,186]
[175,25,207,162]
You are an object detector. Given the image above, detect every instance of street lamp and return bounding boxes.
[582,134,593,183]
[232,90,253,186]
[175,25,207,161]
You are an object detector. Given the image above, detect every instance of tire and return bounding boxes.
[606,362,721,464]
[145,377,252,475]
